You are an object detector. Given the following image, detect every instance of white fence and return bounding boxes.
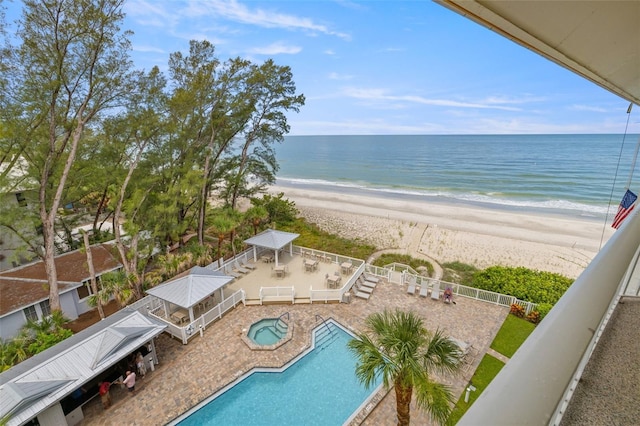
[147,290,245,344]
[400,271,538,314]
[259,286,294,304]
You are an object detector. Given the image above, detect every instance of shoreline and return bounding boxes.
[268,184,616,279]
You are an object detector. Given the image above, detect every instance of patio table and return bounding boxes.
[274,265,286,278]
[305,259,319,272]
[171,309,189,324]
[340,261,353,274]
[327,275,341,288]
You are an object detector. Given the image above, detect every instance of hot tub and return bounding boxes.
[242,316,293,350]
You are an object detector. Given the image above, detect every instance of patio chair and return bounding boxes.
[363,273,380,284]
[431,283,441,300]
[225,267,241,279]
[241,258,257,270]
[233,261,250,274]
[419,283,429,297]
[355,282,374,294]
[354,289,370,300]
[358,276,376,289]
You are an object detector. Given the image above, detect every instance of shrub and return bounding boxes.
[526,311,541,324]
[471,266,573,320]
[510,303,525,318]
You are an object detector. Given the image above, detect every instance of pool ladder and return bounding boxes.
[315,315,338,350]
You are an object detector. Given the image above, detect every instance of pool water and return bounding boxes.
[248,318,287,345]
[174,321,382,426]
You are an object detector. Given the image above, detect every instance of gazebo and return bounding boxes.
[244,229,300,266]
[145,266,234,324]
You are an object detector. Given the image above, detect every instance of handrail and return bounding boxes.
[315,314,333,335]
[275,312,290,331]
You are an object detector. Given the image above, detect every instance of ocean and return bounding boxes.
[274,134,640,220]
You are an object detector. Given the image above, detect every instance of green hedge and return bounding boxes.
[472,266,572,316]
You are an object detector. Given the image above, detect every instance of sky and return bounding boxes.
[5,0,640,135]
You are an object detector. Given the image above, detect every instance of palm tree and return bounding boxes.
[348,309,463,426]
[88,270,134,309]
[244,205,268,235]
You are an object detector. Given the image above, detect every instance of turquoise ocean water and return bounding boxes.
[275,134,640,220]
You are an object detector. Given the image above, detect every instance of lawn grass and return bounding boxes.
[490,314,536,358]
[447,354,506,425]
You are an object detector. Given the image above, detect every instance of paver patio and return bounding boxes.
[79,277,508,425]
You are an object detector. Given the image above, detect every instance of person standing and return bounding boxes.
[118,370,136,395]
[98,381,112,409]
[136,352,146,378]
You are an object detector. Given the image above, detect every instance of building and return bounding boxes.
[0,244,122,340]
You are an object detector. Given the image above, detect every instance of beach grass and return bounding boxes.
[490,314,536,358]
[447,354,506,425]
[371,253,434,276]
[281,218,376,260]
[442,261,478,285]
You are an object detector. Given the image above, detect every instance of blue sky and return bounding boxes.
[6,0,640,135]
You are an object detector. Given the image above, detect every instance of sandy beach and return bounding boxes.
[268,185,616,279]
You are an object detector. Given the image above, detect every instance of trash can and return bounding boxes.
[342,292,351,304]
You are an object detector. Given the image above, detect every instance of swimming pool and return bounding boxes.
[173,320,382,425]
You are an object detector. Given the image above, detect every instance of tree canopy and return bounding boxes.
[0,0,304,309]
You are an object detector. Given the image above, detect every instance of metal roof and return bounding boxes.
[0,309,166,426]
[145,266,234,308]
[435,0,640,106]
[243,229,300,250]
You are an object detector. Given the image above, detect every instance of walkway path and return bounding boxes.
[367,222,444,280]
[487,347,510,364]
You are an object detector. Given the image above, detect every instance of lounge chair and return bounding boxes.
[354,290,370,300]
[233,261,250,274]
[431,283,441,300]
[355,283,374,294]
[225,267,241,279]
[406,280,416,295]
[419,283,429,297]
[241,259,257,270]
[364,274,380,284]
[358,277,377,289]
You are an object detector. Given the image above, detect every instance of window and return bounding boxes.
[39,300,51,318]
[15,192,27,207]
[23,305,38,322]
[77,281,92,299]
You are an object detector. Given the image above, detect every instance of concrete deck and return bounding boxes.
[223,251,362,302]
[79,279,508,425]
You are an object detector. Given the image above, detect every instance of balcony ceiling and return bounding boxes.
[435,0,640,106]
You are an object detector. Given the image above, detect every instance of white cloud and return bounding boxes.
[342,88,522,111]
[569,104,608,113]
[248,42,302,55]
[132,45,165,53]
[183,0,351,40]
[328,72,354,81]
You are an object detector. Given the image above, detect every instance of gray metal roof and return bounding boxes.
[243,229,300,250]
[145,266,234,308]
[0,309,166,426]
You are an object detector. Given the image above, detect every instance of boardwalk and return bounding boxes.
[79,280,508,425]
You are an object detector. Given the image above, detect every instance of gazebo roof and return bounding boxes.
[243,229,300,250]
[145,266,234,308]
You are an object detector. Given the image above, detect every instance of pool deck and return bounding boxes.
[79,280,508,425]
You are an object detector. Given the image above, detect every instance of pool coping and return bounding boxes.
[167,318,384,425]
